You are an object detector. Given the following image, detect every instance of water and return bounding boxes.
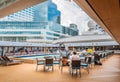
[15,54,60,60]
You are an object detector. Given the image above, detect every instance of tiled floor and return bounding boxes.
[0,54,120,82]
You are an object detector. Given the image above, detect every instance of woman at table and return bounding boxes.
[70,51,80,60]
[69,51,80,74]
[94,52,102,65]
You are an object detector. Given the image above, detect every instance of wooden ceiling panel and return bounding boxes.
[75,0,120,44]
[87,0,120,44]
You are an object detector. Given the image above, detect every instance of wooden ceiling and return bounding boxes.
[0,0,46,17]
[75,0,120,44]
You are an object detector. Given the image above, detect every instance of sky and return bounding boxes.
[52,0,93,34]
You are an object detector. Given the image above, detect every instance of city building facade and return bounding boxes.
[0,0,79,43]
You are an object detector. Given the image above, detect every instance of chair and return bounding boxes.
[91,56,95,67]
[62,56,68,66]
[80,57,90,74]
[85,56,93,68]
[36,58,45,71]
[53,57,60,69]
[71,60,81,76]
[44,58,54,71]
[1,55,23,66]
[60,56,69,72]
[94,53,102,65]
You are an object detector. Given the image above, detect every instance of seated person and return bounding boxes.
[94,53,102,65]
[70,52,80,60]
[70,52,80,74]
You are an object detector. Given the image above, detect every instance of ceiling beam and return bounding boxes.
[74,0,120,44]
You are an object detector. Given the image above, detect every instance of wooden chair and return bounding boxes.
[60,56,68,72]
[44,58,54,71]
[1,55,23,66]
[81,57,90,74]
[36,58,44,71]
[71,60,81,76]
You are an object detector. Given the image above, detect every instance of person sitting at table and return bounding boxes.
[94,52,102,65]
[70,51,80,60]
[69,51,80,74]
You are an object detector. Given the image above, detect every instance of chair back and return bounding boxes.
[94,53,100,61]
[103,53,106,58]
[62,56,68,66]
[1,56,8,61]
[62,56,68,59]
[85,57,91,64]
[99,53,103,58]
[72,60,81,68]
[45,58,53,66]
[4,55,11,61]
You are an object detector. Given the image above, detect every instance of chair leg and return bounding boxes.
[52,66,54,71]
[36,65,38,71]
[72,69,73,76]
[91,64,93,69]
[59,61,61,69]
[61,65,63,72]
[76,69,77,75]
[69,67,72,75]
[87,66,89,74]
[90,64,92,69]
[79,69,81,77]
[59,64,60,69]
[88,64,91,69]
[44,65,45,71]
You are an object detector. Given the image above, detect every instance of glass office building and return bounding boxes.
[0,0,79,43]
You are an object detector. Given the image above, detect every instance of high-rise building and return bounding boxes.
[0,0,79,43]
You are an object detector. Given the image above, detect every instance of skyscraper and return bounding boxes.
[0,0,79,43]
